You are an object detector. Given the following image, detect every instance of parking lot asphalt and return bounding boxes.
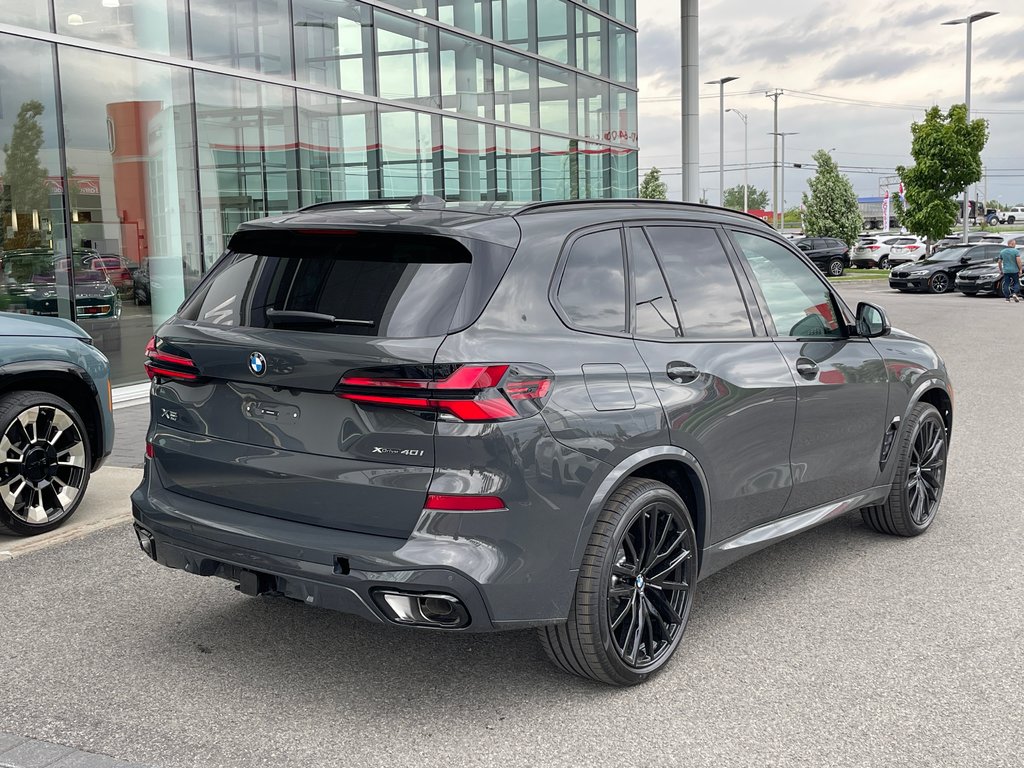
[0,282,1022,768]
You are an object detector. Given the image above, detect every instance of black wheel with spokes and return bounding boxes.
[539,478,697,685]
[0,391,91,536]
[862,402,947,537]
[928,272,950,294]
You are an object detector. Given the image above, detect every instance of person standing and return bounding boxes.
[999,240,1022,302]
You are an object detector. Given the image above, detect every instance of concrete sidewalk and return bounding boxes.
[0,733,144,768]
[0,466,141,562]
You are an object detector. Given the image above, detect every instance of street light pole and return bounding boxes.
[706,75,739,206]
[726,108,748,211]
[769,131,798,230]
[942,10,997,244]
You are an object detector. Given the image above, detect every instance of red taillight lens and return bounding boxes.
[868,245,880,251]
[336,363,552,422]
[907,245,920,251]
[145,441,155,459]
[145,336,200,381]
[424,494,506,511]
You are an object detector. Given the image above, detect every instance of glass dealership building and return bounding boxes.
[0,0,638,386]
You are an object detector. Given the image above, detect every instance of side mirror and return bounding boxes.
[960,256,970,264]
[856,302,890,338]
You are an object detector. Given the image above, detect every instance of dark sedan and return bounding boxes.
[955,260,1009,296]
[889,243,1001,294]
[793,237,850,276]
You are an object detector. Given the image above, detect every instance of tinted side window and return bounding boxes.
[557,229,626,334]
[645,226,753,339]
[629,228,681,339]
[731,230,843,338]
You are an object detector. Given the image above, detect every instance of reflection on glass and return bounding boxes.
[4,1,51,31]
[575,8,603,77]
[646,226,753,338]
[293,0,374,94]
[577,75,608,140]
[299,91,377,203]
[558,229,626,333]
[493,49,536,128]
[611,148,637,197]
[191,0,292,75]
[380,108,436,197]
[631,229,681,338]
[59,46,200,383]
[579,143,610,199]
[440,31,493,119]
[537,0,569,63]
[609,86,638,146]
[491,0,530,51]
[438,0,486,36]
[442,118,487,201]
[496,128,535,201]
[55,0,188,57]
[609,0,635,25]
[0,36,68,326]
[538,64,572,135]
[195,72,300,259]
[376,11,437,106]
[540,135,570,200]
[609,24,636,84]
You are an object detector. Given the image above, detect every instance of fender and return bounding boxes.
[570,445,712,570]
[0,359,99,398]
[904,375,953,433]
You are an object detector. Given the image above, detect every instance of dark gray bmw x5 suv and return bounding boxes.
[132,198,953,685]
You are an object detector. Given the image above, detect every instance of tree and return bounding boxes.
[638,166,668,200]
[802,150,861,245]
[895,104,988,250]
[723,184,768,211]
[2,100,50,249]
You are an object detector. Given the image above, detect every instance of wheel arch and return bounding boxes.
[914,382,953,442]
[0,362,106,471]
[572,447,711,573]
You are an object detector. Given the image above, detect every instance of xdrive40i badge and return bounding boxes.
[372,447,425,457]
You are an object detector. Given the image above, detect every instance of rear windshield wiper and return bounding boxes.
[265,309,374,327]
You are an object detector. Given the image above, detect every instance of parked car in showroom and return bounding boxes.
[889,243,1001,293]
[792,236,850,275]
[0,311,114,535]
[851,235,921,269]
[132,198,952,686]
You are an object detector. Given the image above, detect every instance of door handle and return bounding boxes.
[666,361,700,384]
[795,357,819,379]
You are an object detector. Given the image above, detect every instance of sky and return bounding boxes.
[635,1,1024,207]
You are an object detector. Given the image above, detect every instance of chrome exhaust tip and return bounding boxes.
[372,590,470,629]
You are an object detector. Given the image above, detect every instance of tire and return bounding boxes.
[861,402,947,537]
[1009,216,1016,224]
[827,258,844,277]
[878,257,889,270]
[928,272,950,294]
[539,478,697,686]
[0,391,92,536]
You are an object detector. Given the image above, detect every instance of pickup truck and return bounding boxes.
[997,207,1024,224]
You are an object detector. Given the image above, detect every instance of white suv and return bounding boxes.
[998,207,1024,224]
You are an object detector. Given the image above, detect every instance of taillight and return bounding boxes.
[335,363,553,422]
[145,336,200,381]
[868,245,880,251]
[907,245,920,251]
[145,441,155,459]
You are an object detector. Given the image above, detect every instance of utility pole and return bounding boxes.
[770,131,798,230]
[726,108,748,211]
[766,89,783,228]
[706,76,739,207]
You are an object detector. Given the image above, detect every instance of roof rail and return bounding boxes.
[297,198,415,212]
[513,198,773,228]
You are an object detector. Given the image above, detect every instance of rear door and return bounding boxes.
[627,224,797,541]
[727,229,889,513]
[148,228,512,538]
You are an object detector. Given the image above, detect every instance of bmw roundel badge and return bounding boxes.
[248,351,267,376]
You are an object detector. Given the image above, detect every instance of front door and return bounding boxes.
[727,229,889,514]
[626,225,797,543]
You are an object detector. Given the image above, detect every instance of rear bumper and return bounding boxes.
[131,463,580,631]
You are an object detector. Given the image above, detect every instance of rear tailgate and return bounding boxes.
[148,228,513,538]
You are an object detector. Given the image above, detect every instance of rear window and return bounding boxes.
[180,230,499,337]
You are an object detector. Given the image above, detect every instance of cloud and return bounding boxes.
[818,48,939,83]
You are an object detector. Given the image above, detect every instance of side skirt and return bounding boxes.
[697,484,890,581]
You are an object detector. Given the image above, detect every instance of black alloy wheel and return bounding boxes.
[539,478,697,686]
[0,392,91,536]
[862,402,947,537]
[928,272,950,293]
[828,258,845,277]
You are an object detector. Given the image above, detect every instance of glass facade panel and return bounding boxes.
[536,0,569,64]
[59,46,200,383]
[2,0,637,386]
[191,0,292,75]
[376,10,438,106]
[0,35,70,323]
[380,107,436,197]
[6,2,52,31]
[493,49,535,128]
[194,72,300,259]
[439,31,493,119]
[298,90,378,203]
[55,0,189,57]
[293,0,375,94]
